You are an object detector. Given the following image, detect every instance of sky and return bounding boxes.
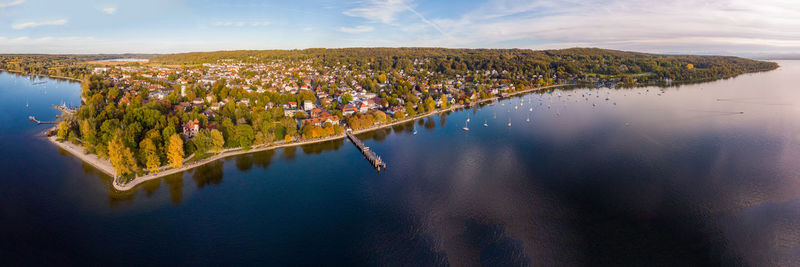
[0,0,799,57]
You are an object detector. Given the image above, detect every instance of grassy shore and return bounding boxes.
[48,83,572,192]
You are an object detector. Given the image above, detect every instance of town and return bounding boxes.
[18,48,775,188]
[61,54,554,186]
[91,57,529,138]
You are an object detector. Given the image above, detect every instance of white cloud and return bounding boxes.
[339,25,375,33]
[343,0,411,24]
[12,19,68,30]
[0,0,24,8]
[303,27,313,32]
[213,21,271,27]
[412,0,800,56]
[102,7,116,14]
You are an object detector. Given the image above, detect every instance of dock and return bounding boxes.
[28,115,57,124]
[345,130,387,171]
[53,103,77,115]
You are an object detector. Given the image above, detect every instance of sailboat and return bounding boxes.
[463,119,470,131]
[466,114,470,123]
[25,99,29,109]
[483,120,488,127]
[507,118,512,127]
[526,115,530,122]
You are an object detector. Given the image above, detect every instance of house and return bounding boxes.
[301,115,340,127]
[284,108,300,118]
[182,119,200,138]
[303,100,314,111]
[288,102,298,109]
[355,101,369,113]
[148,91,168,100]
[387,106,405,117]
[341,104,357,116]
[210,102,221,111]
[173,102,190,113]
[93,67,108,74]
[192,97,204,106]
[309,108,324,118]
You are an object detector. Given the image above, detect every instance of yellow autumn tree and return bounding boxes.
[167,134,184,168]
[139,138,161,173]
[56,121,70,141]
[108,134,137,177]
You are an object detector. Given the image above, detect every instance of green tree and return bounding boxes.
[341,93,353,104]
[210,129,225,153]
[193,129,213,154]
[237,124,255,148]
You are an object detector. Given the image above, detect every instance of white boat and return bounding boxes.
[483,120,488,127]
[514,106,518,110]
[529,107,533,112]
[463,120,469,131]
[507,118,512,127]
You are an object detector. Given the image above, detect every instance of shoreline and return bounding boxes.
[1,69,83,82]
[47,83,572,192]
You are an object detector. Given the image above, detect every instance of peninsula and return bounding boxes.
[1,48,778,191]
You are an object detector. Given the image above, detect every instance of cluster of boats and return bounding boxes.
[415,88,666,135]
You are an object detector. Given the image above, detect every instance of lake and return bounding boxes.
[1,62,799,265]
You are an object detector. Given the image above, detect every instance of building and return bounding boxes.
[355,101,369,113]
[301,115,340,127]
[341,104,357,116]
[182,119,200,138]
[303,100,314,111]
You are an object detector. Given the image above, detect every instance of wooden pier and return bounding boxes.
[28,116,57,124]
[346,130,387,171]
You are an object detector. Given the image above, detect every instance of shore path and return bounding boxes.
[48,83,572,192]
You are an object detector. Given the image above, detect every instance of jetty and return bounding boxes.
[345,130,387,171]
[28,115,57,124]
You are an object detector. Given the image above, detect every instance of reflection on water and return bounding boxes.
[193,160,224,188]
[163,173,184,205]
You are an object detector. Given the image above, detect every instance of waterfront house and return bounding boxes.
[301,115,340,127]
[182,119,200,138]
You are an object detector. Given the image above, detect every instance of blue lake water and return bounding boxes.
[1,62,800,265]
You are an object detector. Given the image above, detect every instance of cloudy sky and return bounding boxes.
[0,0,798,57]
